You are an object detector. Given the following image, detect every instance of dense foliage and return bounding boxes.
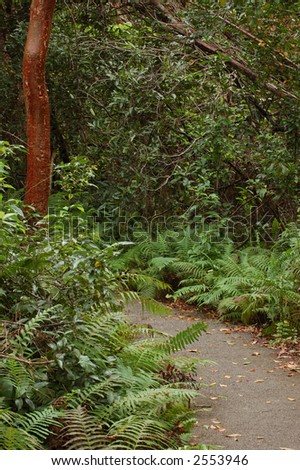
[1,0,299,226]
[115,225,300,335]
[0,0,299,450]
[0,145,209,450]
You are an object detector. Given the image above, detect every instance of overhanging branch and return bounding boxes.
[137,0,298,101]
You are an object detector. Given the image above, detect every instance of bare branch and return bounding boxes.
[0,353,55,366]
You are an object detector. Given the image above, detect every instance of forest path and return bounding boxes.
[127,302,300,450]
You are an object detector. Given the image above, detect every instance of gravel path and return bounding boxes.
[127,302,300,450]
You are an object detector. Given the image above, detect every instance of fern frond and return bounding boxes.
[0,423,41,450]
[16,407,62,442]
[99,387,197,420]
[62,407,106,450]
[65,379,115,408]
[0,358,34,399]
[172,261,206,278]
[107,415,176,450]
[10,310,50,358]
[140,298,172,316]
[160,322,207,354]
[84,311,127,353]
[119,340,167,372]
[150,257,178,271]
[125,273,171,293]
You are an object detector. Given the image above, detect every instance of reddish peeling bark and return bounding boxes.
[23,0,56,216]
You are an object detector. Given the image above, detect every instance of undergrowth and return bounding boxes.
[0,148,209,450]
[114,225,300,334]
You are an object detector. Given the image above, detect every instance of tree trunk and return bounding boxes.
[23,0,56,216]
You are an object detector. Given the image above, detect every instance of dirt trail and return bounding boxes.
[127,302,300,450]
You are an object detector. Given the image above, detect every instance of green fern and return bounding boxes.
[0,406,61,449]
[1,230,211,450]
[0,358,34,404]
[107,415,176,450]
[0,423,41,450]
[62,407,106,450]
[174,246,300,324]
[65,380,116,409]
[161,321,207,354]
[9,310,51,358]
[15,408,62,441]
[95,387,197,421]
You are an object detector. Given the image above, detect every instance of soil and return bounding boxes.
[127,301,300,450]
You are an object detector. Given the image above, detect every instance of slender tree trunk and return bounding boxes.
[23,0,56,216]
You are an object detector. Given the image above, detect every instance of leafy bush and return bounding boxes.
[0,149,209,450]
[0,297,207,449]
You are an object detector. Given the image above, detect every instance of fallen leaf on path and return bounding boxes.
[232,362,238,365]
[243,361,251,365]
[195,406,212,411]
[288,397,296,401]
[238,375,246,378]
[188,349,198,353]
[286,362,300,371]
[255,379,265,383]
[256,436,264,440]
[226,434,241,439]
[220,384,227,387]
[267,370,274,373]
[212,420,221,424]
[220,328,231,334]
[210,396,219,400]
[278,348,291,358]
[266,401,272,404]
[249,369,256,372]
[209,382,217,386]
[251,352,260,356]
[280,447,295,450]
[224,375,231,379]
[214,425,226,432]
[203,424,210,430]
